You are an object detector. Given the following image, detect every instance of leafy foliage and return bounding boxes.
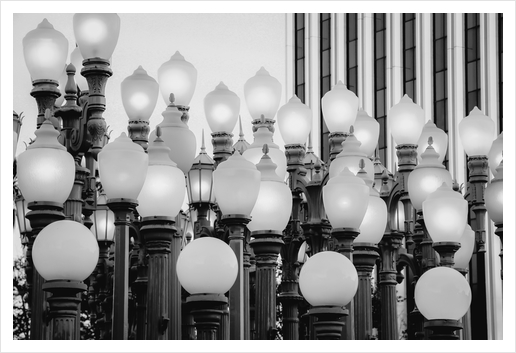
[13,257,30,340]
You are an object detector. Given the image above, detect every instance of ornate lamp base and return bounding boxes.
[307,306,348,340]
[186,293,228,340]
[424,319,462,340]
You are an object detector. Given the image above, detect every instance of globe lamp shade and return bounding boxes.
[176,237,238,295]
[299,251,358,307]
[485,162,503,224]
[321,80,359,133]
[415,266,471,320]
[73,13,120,60]
[353,109,380,157]
[422,183,468,243]
[17,119,75,204]
[33,220,99,281]
[121,66,159,122]
[23,19,69,81]
[453,225,475,270]
[244,67,282,121]
[91,194,115,242]
[277,96,312,145]
[70,47,88,91]
[408,140,453,211]
[248,149,293,232]
[242,127,287,180]
[204,82,240,134]
[98,132,148,200]
[388,95,425,145]
[158,51,197,106]
[459,107,495,156]
[487,132,503,176]
[417,120,448,164]
[213,152,261,216]
[137,133,185,218]
[329,131,374,181]
[323,167,369,229]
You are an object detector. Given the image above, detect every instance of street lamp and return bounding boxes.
[244,67,281,123]
[277,95,312,146]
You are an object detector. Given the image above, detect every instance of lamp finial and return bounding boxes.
[428,136,433,146]
[262,143,269,155]
[349,125,354,134]
[169,93,175,104]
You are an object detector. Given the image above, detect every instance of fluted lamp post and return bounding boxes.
[32,220,99,339]
[299,251,358,339]
[248,145,292,340]
[98,132,148,340]
[176,237,238,340]
[213,152,261,339]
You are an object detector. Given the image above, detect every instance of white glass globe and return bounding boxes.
[422,183,468,243]
[33,220,99,281]
[121,66,159,122]
[204,82,240,133]
[488,132,503,177]
[299,251,358,306]
[417,120,448,164]
[454,225,475,269]
[415,266,471,320]
[353,109,380,157]
[73,14,120,60]
[158,51,197,106]
[321,81,359,133]
[388,95,425,145]
[244,67,282,121]
[459,107,495,156]
[176,237,238,295]
[485,163,503,224]
[98,132,148,200]
[277,96,313,145]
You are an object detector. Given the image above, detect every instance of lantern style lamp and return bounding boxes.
[73,13,120,60]
[414,266,472,339]
[243,125,287,180]
[299,251,358,339]
[15,194,32,247]
[417,120,448,164]
[321,80,359,134]
[204,82,240,164]
[488,132,503,176]
[244,67,282,122]
[353,109,380,158]
[388,95,425,146]
[177,237,238,340]
[453,225,475,272]
[70,46,89,92]
[329,126,374,181]
[91,193,115,243]
[122,66,159,149]
[277,95,312,145]
[33,220,99,340]
[408,137,453,212]
[149,94,197,174]
[459,107,495,157]
[158,51,197,108]
[423,183,468,266]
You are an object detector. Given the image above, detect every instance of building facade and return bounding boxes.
[285,13,503,339]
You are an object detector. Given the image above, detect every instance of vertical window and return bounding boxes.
[465,14,481,113]
[346,14,358,96]
[433,14,449,169]
[320,13,332,162]
[295,14,306,103]
[498,13,503,132]
[374,14,387,165]
[403,13,416,101]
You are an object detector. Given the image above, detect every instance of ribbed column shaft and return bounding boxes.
[254,259,278,339]
[169,233,182,339]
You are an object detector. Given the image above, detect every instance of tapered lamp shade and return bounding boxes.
[415,267,471,320]
[204,81,240,133]
[323,167,369,229]
[408,140,453,211]
[70,47,88,91]
[33,220,99,281]
[23,19,69,81]
[329,131,374,180]
[321,81,359,133]
[213,152,261,216]
[91,194,115,242]
[98,132,148,200]
[422,183,468,243]
[417,121,448,164]
[149,96,197,174]
[353,109,380,157]
[177,237,238,295]
[459,107,495,156]
[244,67,282,120]
[73,13,120,60]
[121,66,159,122]
[277,96,312,145]
[55,65,68,107]
[158,51,197,106]
[488,132,503,176]
[248,148,293,232]
[388,95,425,145]
[454,225,475,270]
[17,119,75,204]
[137,133,186,218]
[243,127,287,180]
[485,161,503,224]
[355,182,387,244]
[299,251,358,307]
[187,134,215,205]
